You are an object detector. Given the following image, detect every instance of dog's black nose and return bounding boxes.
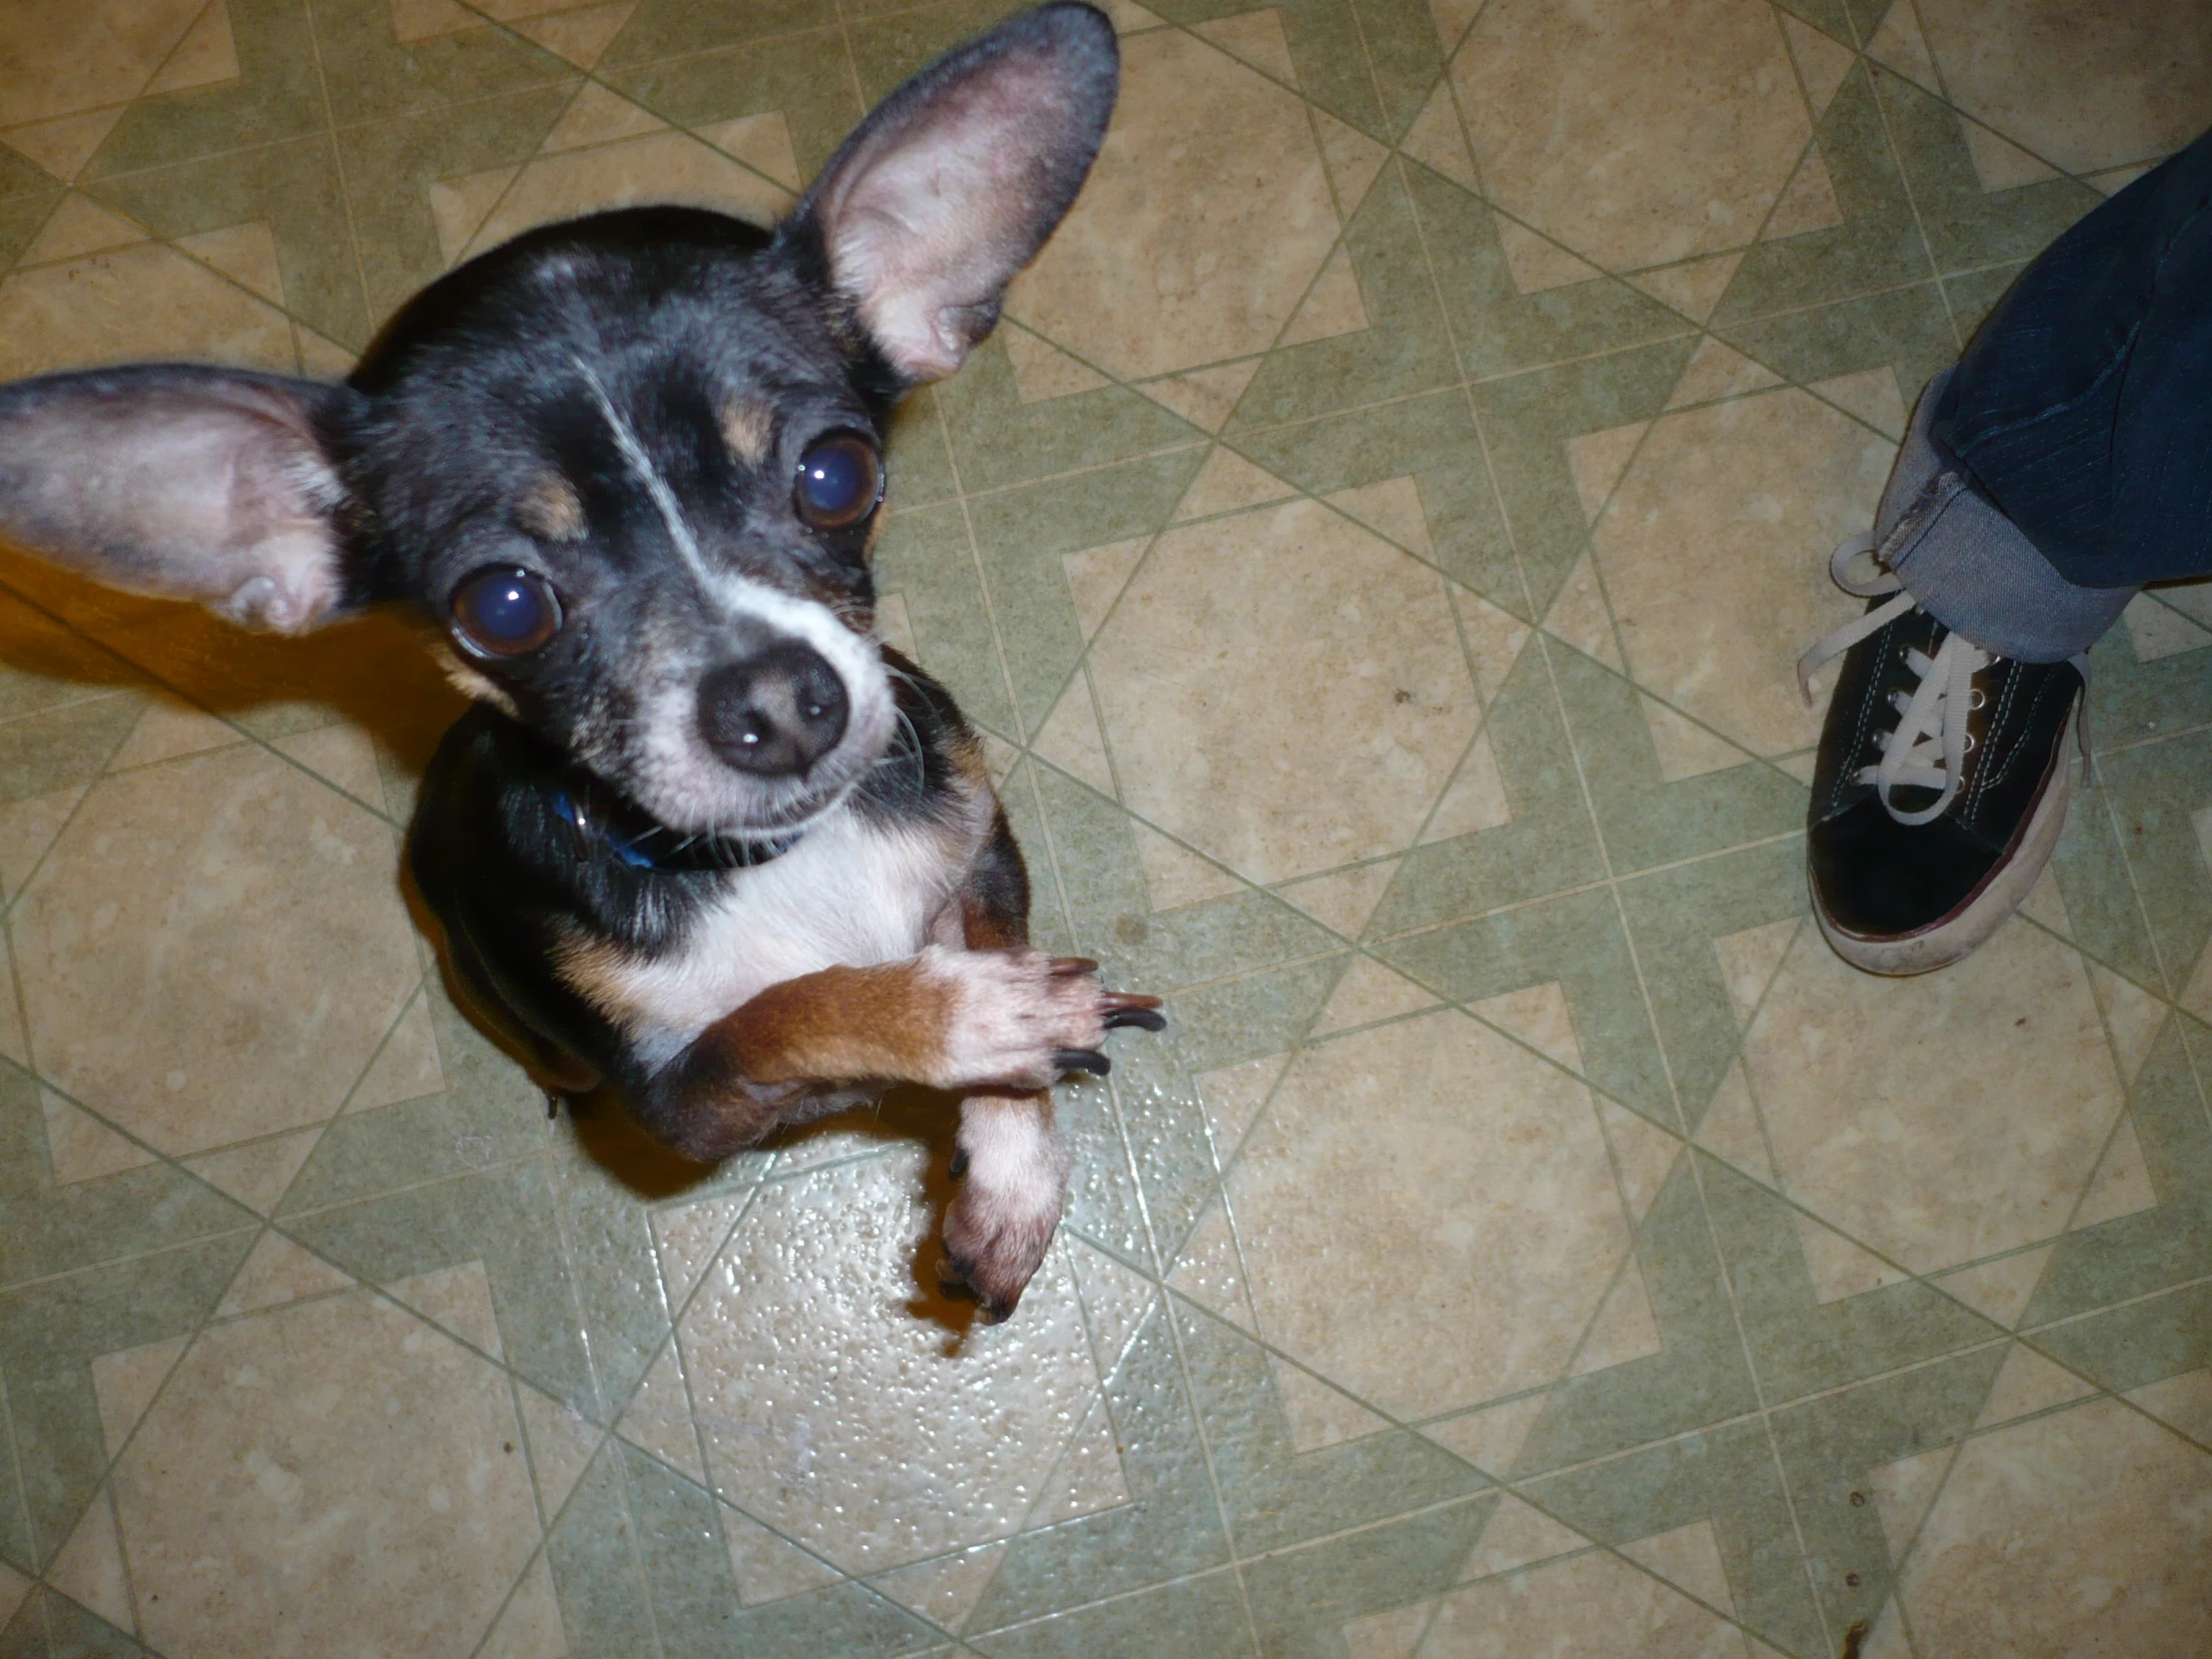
[697,642,849,776]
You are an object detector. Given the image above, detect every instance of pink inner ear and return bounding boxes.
[813,48,1103,382]
[0,379,350,634]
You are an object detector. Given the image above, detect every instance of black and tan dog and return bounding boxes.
[0,3,1162,1318]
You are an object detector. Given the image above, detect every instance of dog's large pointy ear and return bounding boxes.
[788,2,1118,383]
[0,364,365,634]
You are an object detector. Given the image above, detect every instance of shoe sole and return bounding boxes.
[1812,708,2076,976]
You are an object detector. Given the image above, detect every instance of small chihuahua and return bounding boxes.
[0,2,1162,1319]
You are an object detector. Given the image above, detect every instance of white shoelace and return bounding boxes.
[1797,534,1990,827]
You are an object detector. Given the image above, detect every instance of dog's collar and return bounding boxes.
[549,785,801,873]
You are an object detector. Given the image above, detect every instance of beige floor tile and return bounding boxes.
[0,242,295,379]
[462,130,794,261]
[89,1334,190,1458]
[113,1289,542,1659]
[1088,499,1478,884]
[1618,1518,1735,1614]
[869,1541,1006,1630]
[1228,1008,1629,1419]
[1006,28,1339,379]
[1422,1546,1750,1657]
[1595,387,1896,757]
[1900,1397,2212,1657]
[1025,1391,1132,1525]
[1166,1194,1259,1331]
[0,0,202,128]
[1462,1494,1586,1578]
[1917,0,2212,174]
[1745,920,2124,1276]
[1271,1355,1391,1450]
[1420,1393,1550,1474]
[1452,0,1812,271]
[48,1486,134,1633]
[677,1150,1103,1576]
[14,745,423,1157]
[478,1552,565,1659]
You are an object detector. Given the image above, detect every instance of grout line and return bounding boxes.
[1389,96,1839,1645]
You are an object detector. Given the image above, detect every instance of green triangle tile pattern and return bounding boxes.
[1504,1151,1760,1475]
[1145,0,1440,143]
[0,1228,250,1574]
[1554,646,1808,876]
[87,132,384,355]
[0,1070,250,1295]
[2023,1018,2212,1338]
[1873,68,2105,276]
[1766,1347,2008,1644]
[0,154,63,275]
[80,0,330,177]
[964,450,1205,736]
[1712,279,1961,421]
[1,2,2210,1657]
[1711,64,1933,323]
[1700,1156,1996,1403]
[601,0,845,69]
[1234,389,1519,612]
[1377,885,1674,1116]
[1468,338,1695,618]
[1523,1417,1828,1655]
[308,0,575,126]
[599,26,865,181]
[1615,838,1808,1133]
[1228,161,1462,432]
[937,332,1203,496]
[1362,643,1607,936]
[968,1302,1233,1629]
[3,1586,148,1658]
[1408,164,1693,380]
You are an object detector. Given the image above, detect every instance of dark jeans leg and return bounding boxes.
[1877,126,2212,659]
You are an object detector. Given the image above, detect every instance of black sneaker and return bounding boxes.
[1799,538,2083,975]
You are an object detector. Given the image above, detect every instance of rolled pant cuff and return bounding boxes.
[1876,368,2133,664]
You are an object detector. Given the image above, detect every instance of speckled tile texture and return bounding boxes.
[1,1,2210,1655]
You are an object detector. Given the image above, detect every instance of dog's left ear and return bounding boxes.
[0,365,365,634]
[787,1,1117,384]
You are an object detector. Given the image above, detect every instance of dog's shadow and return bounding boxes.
[0,549,990,1340]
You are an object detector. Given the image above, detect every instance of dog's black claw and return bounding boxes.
[544,1091,562,1119]
[1054,1048,1111,1077]
[1105,1007,1167,1032]
[948,1149,969,1179]
[936,1258,1001,1318]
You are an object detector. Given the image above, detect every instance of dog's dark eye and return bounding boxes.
[793,434,881,531]
[450,566,562,659]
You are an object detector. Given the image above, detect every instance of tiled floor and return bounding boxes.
[0,0,2209,1655]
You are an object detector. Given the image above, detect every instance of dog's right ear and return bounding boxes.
[785,1,1117,385]
[0,364,366,635]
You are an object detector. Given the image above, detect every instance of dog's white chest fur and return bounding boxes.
[568,804,968,1065]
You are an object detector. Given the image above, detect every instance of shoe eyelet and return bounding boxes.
[1966,689,1987,710]
[1961,733,1977,754]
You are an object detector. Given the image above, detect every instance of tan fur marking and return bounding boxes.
[720,397,778,467]
[517,473,586,540]
[549,928,643,1029]
[696,961,957,1084]
[430,642,520,716]
[945,730,991,801]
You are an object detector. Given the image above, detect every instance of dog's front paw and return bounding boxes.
[938,1097,1070,1321]
[922,946,1164,1094]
